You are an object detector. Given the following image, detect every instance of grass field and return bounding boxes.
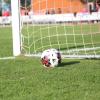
[0,25,100,100]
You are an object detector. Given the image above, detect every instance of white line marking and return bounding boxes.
[0,57,15,60]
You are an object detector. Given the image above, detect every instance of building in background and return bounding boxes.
[32,0,86,15]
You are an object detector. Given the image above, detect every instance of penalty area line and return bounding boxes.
[0,56,15,60]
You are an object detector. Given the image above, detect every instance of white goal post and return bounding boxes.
[11,0,21,56]
[11,0,100,59]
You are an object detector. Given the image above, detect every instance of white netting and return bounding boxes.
[21,0,100,59]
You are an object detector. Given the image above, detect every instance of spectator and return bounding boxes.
[25,9,28,15]
[50,9,55,14]
[73,12,77,17]
[57,8,62,14]
[45,10,50,15]
[28,9,33,18]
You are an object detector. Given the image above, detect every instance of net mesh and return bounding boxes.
[20,0,100,58]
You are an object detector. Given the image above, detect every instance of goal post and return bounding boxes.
[11,0,100,59]
[11,0,21,56]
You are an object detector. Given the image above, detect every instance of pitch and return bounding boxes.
[0,25,100,100]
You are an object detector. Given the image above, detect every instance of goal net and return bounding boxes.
[19,0,100,59]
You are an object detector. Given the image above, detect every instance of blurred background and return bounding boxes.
[0,0,100,16]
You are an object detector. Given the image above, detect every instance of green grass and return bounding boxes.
[0,27,13,57]
[0,58,100,100]
[0,25,100,100]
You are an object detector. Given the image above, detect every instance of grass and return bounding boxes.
[0,58,100,100]
[0,24,100,100]
[0,27,13,57]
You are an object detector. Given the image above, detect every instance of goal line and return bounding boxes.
[24,46,100,59]
[0,57,15,60]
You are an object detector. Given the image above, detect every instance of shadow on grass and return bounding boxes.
[58,61,80,67]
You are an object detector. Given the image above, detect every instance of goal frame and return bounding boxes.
[11,0,100,59]
[11,0,21,56]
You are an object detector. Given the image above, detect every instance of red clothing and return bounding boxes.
[2,11,10,16]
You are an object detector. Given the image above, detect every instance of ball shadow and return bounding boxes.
[58,61,80,67]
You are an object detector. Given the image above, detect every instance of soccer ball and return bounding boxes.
[41,48,61,68]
